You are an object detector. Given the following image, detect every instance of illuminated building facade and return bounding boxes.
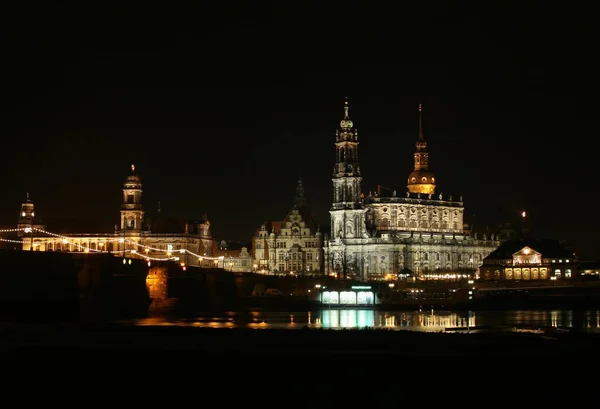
[215,240,253,273]
[479,238,577,281]
[16,165,217,267]
[252,180,324,275]
[324,99,500,281]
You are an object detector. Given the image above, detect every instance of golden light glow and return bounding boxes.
[407,183,436,195]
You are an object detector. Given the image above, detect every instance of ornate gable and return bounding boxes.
[283,208,306,229]
[512,246,541,265]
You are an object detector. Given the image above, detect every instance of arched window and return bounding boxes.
[130,219,135,229]
[379,218,390,229]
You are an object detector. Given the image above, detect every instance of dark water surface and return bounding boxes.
[123,309,600,332]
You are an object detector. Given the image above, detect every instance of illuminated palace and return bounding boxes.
[252,180,324,275]
[323,99,500,281]
[16,165,217,267]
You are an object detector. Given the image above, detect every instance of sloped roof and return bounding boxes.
[484,238,574,261]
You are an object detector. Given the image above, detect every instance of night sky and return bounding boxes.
[2,3,598,259]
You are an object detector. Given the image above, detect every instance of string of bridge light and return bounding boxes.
[4,227,225,263]
[0,228,26,244]
[0,237,25,244]
[8,227,183,264]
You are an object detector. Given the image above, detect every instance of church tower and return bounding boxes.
[330,98,364,240]
[17,193,45,249]
[17,192,35,235]
[119,164,144,232]
[407,104,436,195]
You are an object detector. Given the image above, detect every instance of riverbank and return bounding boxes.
[2,322,599,358]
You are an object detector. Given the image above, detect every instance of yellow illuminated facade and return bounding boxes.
[480,241,577,281]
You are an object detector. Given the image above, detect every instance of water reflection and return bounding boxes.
[128,309,600,332]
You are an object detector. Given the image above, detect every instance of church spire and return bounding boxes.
[418,104,424,140]
[338,97,355,135]
[407,103,436,195]
[343,97,350,119]
[294,179,305,207]
[416,103,426,150]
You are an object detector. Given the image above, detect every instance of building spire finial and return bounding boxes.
[131,164,135,173]
[343,97,349,119]
[418,103,424,141]
[157,200,161,212]
[26,192,30,201]
[294,179,305,208]
[339,97,354,132]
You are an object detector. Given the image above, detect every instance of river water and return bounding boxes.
[127,309,600,332]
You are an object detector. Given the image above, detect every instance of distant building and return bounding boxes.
[215,239,252,272]
[480,238,577,280]
[579,261,600,277]
[252,180,324,275]
[14,165,216,267]
[323,99,500,281]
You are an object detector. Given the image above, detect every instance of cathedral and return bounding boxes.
[323,99,500,281]
[15,165,217,267]
[252,180,324,275]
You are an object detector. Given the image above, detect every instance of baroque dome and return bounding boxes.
[123,164,142,189]
[407,170,436,185]
[407,170,436,195]
[144,213,183,234]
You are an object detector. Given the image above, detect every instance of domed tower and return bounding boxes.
[119,164,144,232]
[17,192,35,234]
[407,104,436,195]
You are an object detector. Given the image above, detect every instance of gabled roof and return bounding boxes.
[512,246,540,257]
[484,238,574,261]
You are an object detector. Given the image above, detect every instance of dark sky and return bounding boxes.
[2,2,598,259]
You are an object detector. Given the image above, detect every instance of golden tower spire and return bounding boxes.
[418,103,424,140]
[407,103,436,195]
